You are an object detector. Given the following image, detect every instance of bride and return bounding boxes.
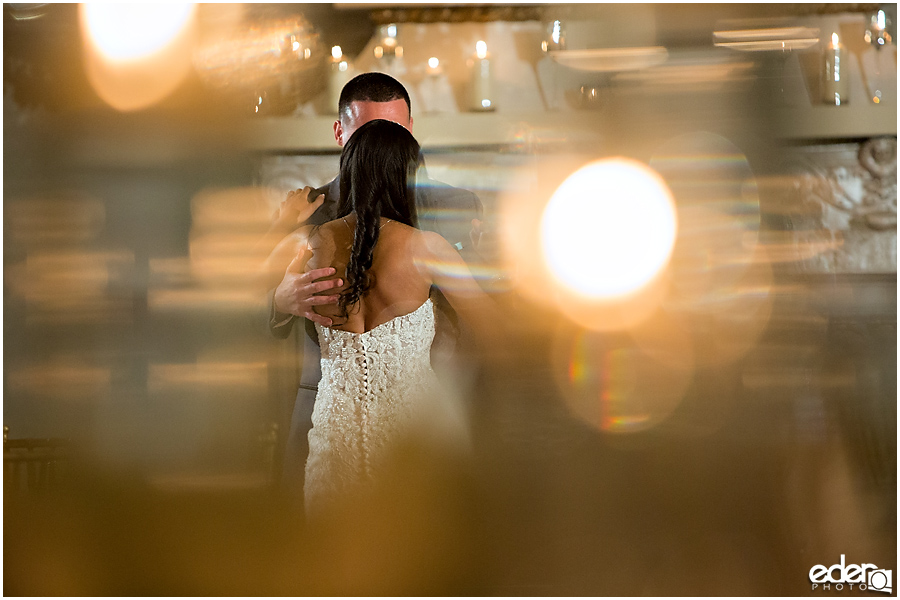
[265,119,496,517]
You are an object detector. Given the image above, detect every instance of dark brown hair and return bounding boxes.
[336,119,420,317]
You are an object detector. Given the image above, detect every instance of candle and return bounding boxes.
[469,40,495,111]
[327,45,352,114]
[427,56,442,76]
[866,9,890,47]
[823,32,850,105]
[542,19,566,52]
[376,23,399,60]
[420,57,457,114]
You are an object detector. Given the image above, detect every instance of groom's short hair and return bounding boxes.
[338,72,411,119]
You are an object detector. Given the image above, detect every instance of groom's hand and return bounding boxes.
[274,258,341,327]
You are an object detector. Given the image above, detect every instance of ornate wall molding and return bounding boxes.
[796,136,896,231]
[369,6,543,24]
[787,136,896,273]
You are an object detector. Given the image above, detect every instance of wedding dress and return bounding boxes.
[304,297,450,515]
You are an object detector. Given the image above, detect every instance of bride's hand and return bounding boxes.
[273,186,324,231]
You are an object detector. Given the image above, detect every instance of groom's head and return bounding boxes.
[334,72,413,147]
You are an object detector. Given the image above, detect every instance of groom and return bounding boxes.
[269,73,484,496]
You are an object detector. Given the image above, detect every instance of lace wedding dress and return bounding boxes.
[304,297,448,516]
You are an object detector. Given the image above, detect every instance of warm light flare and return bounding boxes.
[551,323,693,434]
[332,45,342,60]
[8,362,112,401]
[476,40,488,60]
[428,56,440,69]
[82,3,195,62]
[148,362,268,394]
[79,3,196,111]
[540,159,677,299]
[832,32,840,47]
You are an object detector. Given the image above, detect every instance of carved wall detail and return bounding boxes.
[786,136,896,274]
[795,136,897,231]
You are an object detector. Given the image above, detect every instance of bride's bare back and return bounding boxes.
[304,215,432,333]
[264,211,490,335]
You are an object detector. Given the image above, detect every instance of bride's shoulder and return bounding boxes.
[311,219,343,234]
[404,229,461,268]
[415,229,456,255]
[270,224,314,255]
[275,222,336,255]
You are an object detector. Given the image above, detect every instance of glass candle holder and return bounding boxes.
[822,32,850,105]
[468,40,495,112]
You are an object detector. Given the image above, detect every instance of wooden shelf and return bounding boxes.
[774,102,897,140]
[241,102,895,154]
[238,111,607,153]
[47,103,895,166]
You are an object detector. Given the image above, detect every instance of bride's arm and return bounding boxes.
[260,226,313,292]
[253,187,324,260]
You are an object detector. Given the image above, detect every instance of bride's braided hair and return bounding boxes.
[336,119,420,319]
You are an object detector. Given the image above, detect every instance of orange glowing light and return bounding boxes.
[540,158,677,299]
[80,3,197,111]
[499,156,672,332]
[82,3,195,62]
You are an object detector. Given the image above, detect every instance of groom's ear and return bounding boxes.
[333,119,345,147]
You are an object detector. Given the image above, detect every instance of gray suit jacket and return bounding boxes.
[270,172,483,493]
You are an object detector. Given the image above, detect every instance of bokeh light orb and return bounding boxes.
[80,3,196,111]
[540,158,677,299]
[82,4,195,62]
[551,323,693,435]
[649,132,772,368]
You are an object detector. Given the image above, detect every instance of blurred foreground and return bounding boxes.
[4,3,896,596]
[6,279,895,595]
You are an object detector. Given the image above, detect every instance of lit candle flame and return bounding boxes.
[332,45,342,60]
[877,10,886,30]
[428,56,439,69]
[832,32,839,47]
[476,40,487,59]
[552,20,562,44]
